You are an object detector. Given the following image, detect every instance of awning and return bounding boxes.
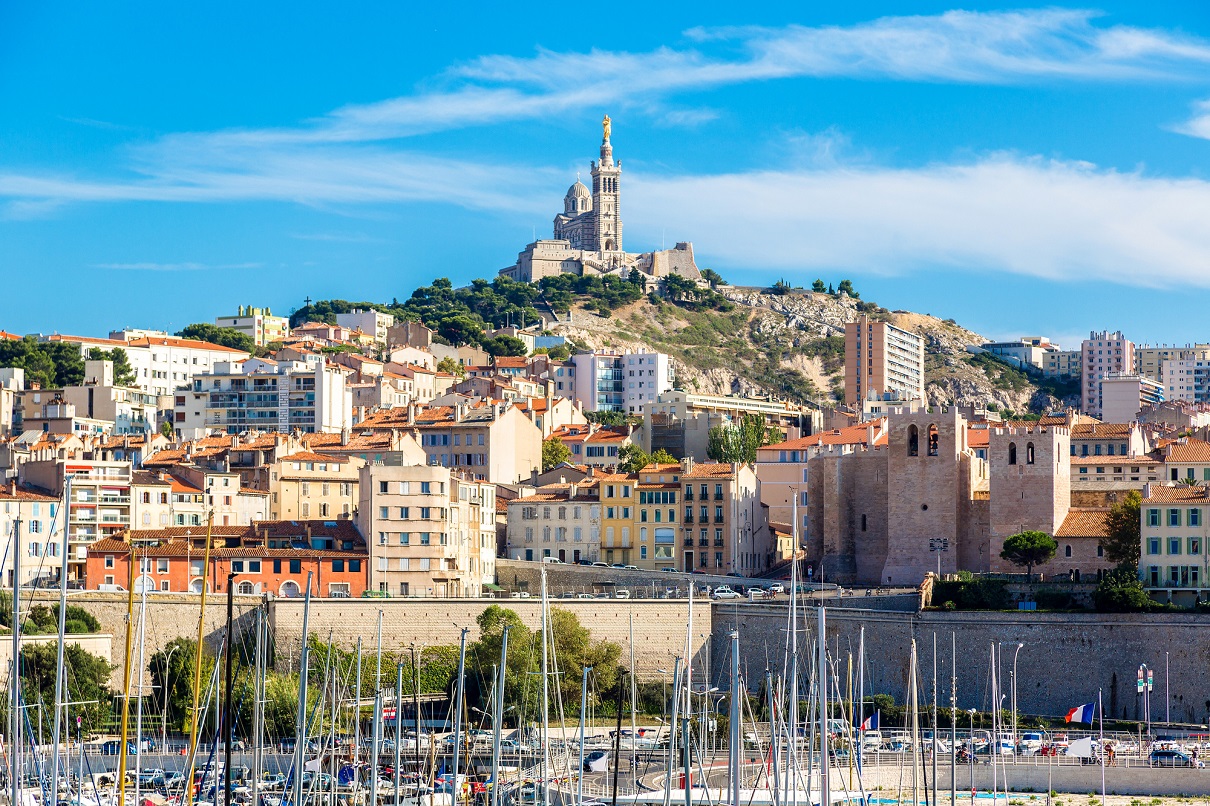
[483,583,505,591]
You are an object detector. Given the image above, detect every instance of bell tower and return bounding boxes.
[590,114,622,252]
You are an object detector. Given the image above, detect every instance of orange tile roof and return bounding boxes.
[169,477,204,494]
[0,331,20,341]
[682,462,734,479]
[494,357,529,368]
[765,418,887,451]
[44,333,127,346]
[1070,456,1160,466]
[277,451,349,464]
[127,335,247,353]
[0,483,57,502]
[1071,423,1133,438]
[1142,484,1210,503]
[1163,438,1210,464]
[1055,509,1111,538]
[966,429,990,449]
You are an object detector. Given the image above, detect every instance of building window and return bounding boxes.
[1191,509,1202,527]
[1064,545,1071,558]
[1169,509,1181,527]
[289,559,302,574]
[104,555,115,569]
[1169,538,1181,555]
[1026,442,1035,465]
[332,560,345,572]
[1008,443,1017,465]
[1148,538,1160,555]
[908,425,919,456]
[249,560,261,572]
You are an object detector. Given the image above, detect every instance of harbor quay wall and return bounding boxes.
[860,761,1210,797]
[268,598,710,679]
[710,605,1210,723]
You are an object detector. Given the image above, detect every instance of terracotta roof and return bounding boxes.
[0,331,20,341]
[493,357,529,368]
[1163,438,1210,464]
[1070,456,1160,466]
[126,335,247,354]
[765,418,888,451]
[586,428,630,443]
[169,477,204,494]
[44,333,128,346]
[0,483,57,502]
[277,451,349,464]
[966,429,990,449]
[130,471,171,487]
[1071,423,1133,438]
[681,462,735,479]
[1142,485,1210,503]
[510,480,600,503]
[1055,509,1111,538]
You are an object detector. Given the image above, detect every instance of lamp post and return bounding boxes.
[967,709,977,802]
[1011,643,1023,748]
[160,644,180,751]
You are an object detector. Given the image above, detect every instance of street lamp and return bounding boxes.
[160,644,181,750]
[967,709,977,800]
[1011,643,1023,747]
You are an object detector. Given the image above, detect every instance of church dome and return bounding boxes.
[564,180,591,214]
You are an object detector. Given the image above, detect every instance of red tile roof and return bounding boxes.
[1055,509,1111,538]
[1163,438,1210,464]
[765,418,887,451]
[1142,484,1210,503]
[277,451,349,464]
[126,335,247,354]
[682,462,735,479]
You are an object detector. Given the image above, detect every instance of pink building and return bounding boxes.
[1081,331,1135,419]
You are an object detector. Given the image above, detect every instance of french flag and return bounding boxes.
[860,711,879,731]
[1065,702,1096,724]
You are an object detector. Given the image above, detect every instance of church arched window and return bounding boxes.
[907,425,919,457]
[1008,442,1017,465]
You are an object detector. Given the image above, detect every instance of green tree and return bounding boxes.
[0,336,84,389]
[436,356,466,379]
[618,443,651,473]
[1101,490,1142,568]
[999,530,1058,581]
[19,643,112,734]
[651,448,677,464]
[481,335,527,357]
[542,438,573,471]
[546,344,570,361]
[707,414,780,464]
[700,269,727,288]
[1093,566,1156,612]
[176,323,254,353]
[585,410,630,427]
[836,279,858,298]
[160,419,175,438]
[811,279,827,293]
[86,347,137,386]
[149,637,216,733]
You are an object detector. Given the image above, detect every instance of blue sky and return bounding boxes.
[4,2,1210,349]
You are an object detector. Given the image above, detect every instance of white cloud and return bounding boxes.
[626,155,1210,288]
[1172,98,1210,140]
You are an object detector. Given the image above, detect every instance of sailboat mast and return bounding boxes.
[117,536,139,806]
[253,606,265,806]
[451,628,469,806]
[661,657,680,806]
[291,571,314,806]
[185,512,215,806]
[491,627,510,806]
[728,631,741,806]
[817,607,828,806]
[577,664,589,806]
[540,568,550,806]
[369,612,382,806]
[10,517,21,806]
[224,572,236,806]
[48,475,73,803]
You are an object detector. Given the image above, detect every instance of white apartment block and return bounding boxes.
[0,483,65,586]
[843,315,926,407]
[1137,344,1210,383]
[357,462,496,597]
[335,309,395,345]
[1163,358,1210,403]
[571,350,673,414]
[173,360,353,439]
[1081,331,1135,419]
[1100,373,1164,425]
[505,482,601,563]
[45,332,249,397]
[214,305,290,347]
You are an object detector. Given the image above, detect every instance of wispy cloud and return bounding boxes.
[627,155,1210,289]
[93,261,263,271]
[1172,98,1210,139]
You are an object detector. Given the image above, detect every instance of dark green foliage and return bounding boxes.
[585,410,636,427]
[481,335,527,357]
[618,444,650,473]
[767,280,792,295]
[1102,490,1141,568]
[1094,566,1157,612]
[539,273,645,314]
[542,438,572,471]
[811,279,827,293]
[797,336,846,374]
[86,347,137,386]
[0,336,85,389]
[707,413,781,463]
[160,419,175,438]
[663,274,733,312]
[700,269,727,288]
[836,279,858,298]
[931,578,1011,610]
[1034,588,1080,610]
[176,323,255,353]
[1000,530,1058,580]
[546,344,570,361]
[18,642,112,734]
[21,603,100,635]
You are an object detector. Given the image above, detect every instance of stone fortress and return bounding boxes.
[499,115,703,285]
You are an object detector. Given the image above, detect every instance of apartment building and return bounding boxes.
[598,472,636,567]
[173,360,353,438]
[1099,373,1163,424]
[335,308,394,345]
[0,368,23,437]
[679,459,765,574]
[214,305,290,347]
[1136,344,1210,383]
[505,480,601,564]
[571,351,674,414]
[268,450,362,520]
[1139,484,1210,592]
[357,461,496,597]
[979,338,1054,371]
[1042,350,1082,379]
[17,360,159,437]
[643,390,820,461]
[19,456,133,582]
[86,521,368,596]
[550,424,632,470]
[843,315,926,407]
[1081,331,1135,419]
[0,482,65,586]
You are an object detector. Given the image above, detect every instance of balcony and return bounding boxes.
[714,540,725,547]
[714,516,725,524]
[100,495,130,505]
[683,537,694,547]
[683,514,694,524]
[684,492,694,501]
[698,539,709,547]
[714,493,724,501]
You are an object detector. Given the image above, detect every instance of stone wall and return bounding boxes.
[712,604,1210,723]
[496,557,744,595]
[268,598,710,679]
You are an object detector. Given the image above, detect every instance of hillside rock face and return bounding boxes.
[549,286,1072,414]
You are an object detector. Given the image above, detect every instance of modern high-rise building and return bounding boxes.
[214,305,290,347]
[843,315,926,407]
[1135,344,1210,383]
[1080,331,1135,419]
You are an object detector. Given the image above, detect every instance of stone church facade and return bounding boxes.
[500,118,702,285]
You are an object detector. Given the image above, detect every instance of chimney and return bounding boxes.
[680,456,694,475]
[867,424,875,450]
[231,435,239,448]
[454,404,464,424]
[407,403,416,425]
[341,427,350,446]
[1143,482,1152,499]
[568,483,578,499]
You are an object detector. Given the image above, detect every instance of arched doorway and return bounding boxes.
[280,580,301,598]
[188,578,204,594]
[134,575,155,593]
[237,580,256,595]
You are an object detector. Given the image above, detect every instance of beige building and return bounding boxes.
[844,315,926,407]
[1136,344,1210,383]
[1140,484,1210,593]
[0,482,65,586]
[214,305,290,347]
[505,480,601,564]
[679,459,766,574]
[1081,331,1135,419]
[1042,350,1081,379]
[269,450,362,520]
[357,461,496,597]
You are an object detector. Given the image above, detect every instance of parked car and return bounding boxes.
[577,559,593,566]
[592,562,609,568]
[767,583,786,594]
[614,590,630,599]
[712,586,741,600]
[624,565,639,570]
[576,593,594,599]
[1150,749,1204,768]
[542,557,562,564]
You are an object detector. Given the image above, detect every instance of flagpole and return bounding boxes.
[1098,689,1106,804]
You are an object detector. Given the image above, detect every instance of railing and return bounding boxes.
[683,514,694,524]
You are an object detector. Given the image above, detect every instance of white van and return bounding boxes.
[614,589,630,599]
[542,557,562,564]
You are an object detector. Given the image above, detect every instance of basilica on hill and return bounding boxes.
[499,116,703,284]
